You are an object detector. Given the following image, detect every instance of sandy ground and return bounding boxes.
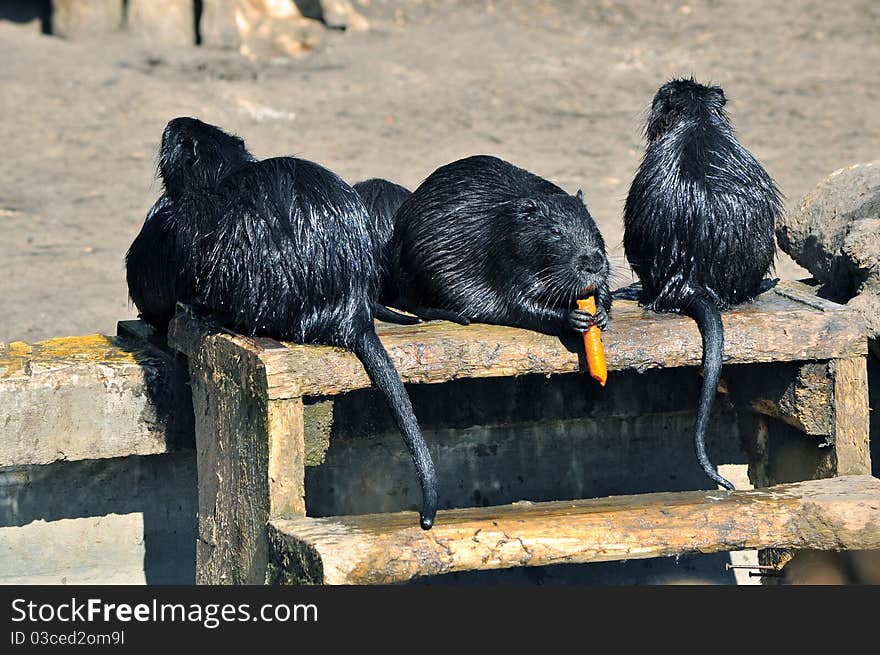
[1,0,879,342]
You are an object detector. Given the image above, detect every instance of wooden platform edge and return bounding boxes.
[166,282,867,400]
[267,475,880,585]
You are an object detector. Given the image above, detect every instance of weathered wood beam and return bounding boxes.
[725,361,833,437]
[267,475,880,585]
[184,328,306,585]
[168,282,867,401]
[0,329,192,467]
[829,356,871,475]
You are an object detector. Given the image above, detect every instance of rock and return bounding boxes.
[51,0,122,40]
[234,0,322,59]
[777,161,880,346]
[199,0,241,49]
[200,0,368,56]
[295,0,369,31]
[126,0,195,47]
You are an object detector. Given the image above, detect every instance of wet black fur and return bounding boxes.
[389,155,612,336]
[126,195,179,331]
[353,177,412,263]
[145,117,437,528]
[352,178,419,324]
[126,117,255,332]
[623,78,782,489]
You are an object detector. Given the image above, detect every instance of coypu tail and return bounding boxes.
[352,328,438,529]
[372,302,421,326]
[682,294,735,491]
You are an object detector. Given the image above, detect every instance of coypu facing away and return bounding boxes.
[623,79,782,490]
[134,117,437,529]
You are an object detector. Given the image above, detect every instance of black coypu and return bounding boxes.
[623,78,782,490]
[389,155,612,336]
[136,117,437,529]
[354,177,411,257]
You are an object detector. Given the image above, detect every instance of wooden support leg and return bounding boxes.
[829,357,871,476]
[186,336,305,585]
[736,357,870,482]
[737,357,871,582]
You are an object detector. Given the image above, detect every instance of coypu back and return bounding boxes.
[194,157,378,347]
[390,155,611,335]
[624,79,780,312]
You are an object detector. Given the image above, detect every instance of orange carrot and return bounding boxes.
[577,297,607,386]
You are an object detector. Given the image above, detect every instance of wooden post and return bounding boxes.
[829,356,871,476]
[199,0,240,49]
[738,356,871,581]
[126,0,195,46]
[740,357,871,485]
[170,318,306,585]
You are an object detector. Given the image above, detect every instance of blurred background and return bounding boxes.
[1,0,879,342]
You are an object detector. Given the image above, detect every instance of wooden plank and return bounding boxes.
[830,357,872,475]
[168,283,867,400]
[267,475,880,584]
[0,332,192,467]
[186,329,305,585]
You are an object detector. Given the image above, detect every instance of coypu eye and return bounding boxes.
[518,198,540,214]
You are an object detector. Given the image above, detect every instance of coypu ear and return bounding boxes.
[514,197,542,214]
[576,189,586,205]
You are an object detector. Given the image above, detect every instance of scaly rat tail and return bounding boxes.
[682,294,735,491]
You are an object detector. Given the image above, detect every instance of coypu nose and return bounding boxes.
[579,253,604,274]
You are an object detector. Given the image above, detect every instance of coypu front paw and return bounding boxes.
[567,306,608,332]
